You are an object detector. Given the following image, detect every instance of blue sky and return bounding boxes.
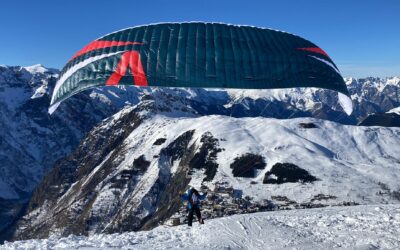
[1,0,399,77]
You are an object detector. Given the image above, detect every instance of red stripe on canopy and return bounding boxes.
[297,47,331,59]
[70,41,143,61]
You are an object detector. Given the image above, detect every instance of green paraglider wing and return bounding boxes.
[49,22,352,114]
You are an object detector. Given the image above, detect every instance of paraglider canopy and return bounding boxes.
[49,22,353,115]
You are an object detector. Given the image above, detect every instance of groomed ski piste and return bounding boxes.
[2,204,400,249]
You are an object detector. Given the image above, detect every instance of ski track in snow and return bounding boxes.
[3,204,400,249]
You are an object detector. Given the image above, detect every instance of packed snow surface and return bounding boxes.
[3,204,400,249]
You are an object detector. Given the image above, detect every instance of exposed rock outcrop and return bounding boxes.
[263,163,318,184]
[230,154,266,177]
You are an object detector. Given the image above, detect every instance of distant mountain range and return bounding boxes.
[0,64,399,241]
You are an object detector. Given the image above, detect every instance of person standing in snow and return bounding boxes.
[180,187,207,226]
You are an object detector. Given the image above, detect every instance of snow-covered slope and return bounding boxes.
[4,204,400,249]
[12,98,400,240]
[388,107,400,115]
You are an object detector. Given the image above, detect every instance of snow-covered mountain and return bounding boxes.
[0,65,141,237]
[2,65,397,202]
[1,65,112,200]
[1,64,399,242]
[11,96,400,240]
[4,204,400,249]
[353,78,400,127]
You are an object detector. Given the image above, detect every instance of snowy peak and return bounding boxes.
[0,65,58,109]
[350,76,399,92]
[23,64,57,75]
[387,76,400,86]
